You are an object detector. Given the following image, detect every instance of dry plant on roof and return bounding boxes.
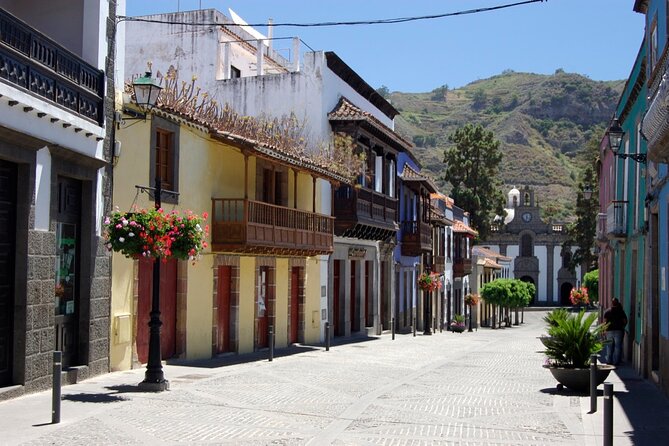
[126,66,364,182]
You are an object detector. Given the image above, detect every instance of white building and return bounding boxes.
[482,186,580,305]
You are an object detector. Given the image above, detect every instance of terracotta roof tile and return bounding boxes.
[453,220,478,236]
[328,97,413,150]
[400,164,438,193]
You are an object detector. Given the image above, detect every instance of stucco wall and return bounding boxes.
[535,246,547,302]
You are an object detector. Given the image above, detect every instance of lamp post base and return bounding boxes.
[138,379,170,392]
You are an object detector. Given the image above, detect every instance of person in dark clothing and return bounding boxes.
[603,298,628,365]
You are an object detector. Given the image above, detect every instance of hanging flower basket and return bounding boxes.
[417,272,442,292]
[464,293,480,306]
[103,207,209,262]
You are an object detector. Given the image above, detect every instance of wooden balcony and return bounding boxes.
[211,198,334,256]
[333,185,398,240]
[432,255,446,274]
[400,220,432,257]
[0,8,105,125]
[453,257,472,278]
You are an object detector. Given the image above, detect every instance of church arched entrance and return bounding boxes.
[560,282,573,306]
[520,276,536,305]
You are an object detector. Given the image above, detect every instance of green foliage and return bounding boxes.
[541,310,607,368]
[543,308,569,327]
[583,269,599,303]
[453,314,465,324]
[481,278,533,308]
[443,124,505,238]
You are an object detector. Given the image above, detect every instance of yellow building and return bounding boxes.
[110,80,345,371]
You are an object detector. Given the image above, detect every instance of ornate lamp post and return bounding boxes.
[128,71,173,391]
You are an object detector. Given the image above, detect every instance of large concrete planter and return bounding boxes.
[543,364,615,392]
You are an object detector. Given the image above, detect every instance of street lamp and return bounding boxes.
[583,185,593,201]
[608,117,647,163]
[127,70,173,392]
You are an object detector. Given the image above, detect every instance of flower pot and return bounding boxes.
[450,325,465,333]
[543,364,615,392]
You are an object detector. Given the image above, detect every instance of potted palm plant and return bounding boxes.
[540,309,613,391]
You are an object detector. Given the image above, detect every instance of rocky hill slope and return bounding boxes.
[389,70,624,220]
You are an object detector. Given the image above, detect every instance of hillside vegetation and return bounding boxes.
[389,70,624,220]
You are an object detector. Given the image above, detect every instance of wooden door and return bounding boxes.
[0,160,16,386]
[333,260,341,336]
[217,266,232,353]
[350,260,357,333]
[290,267,299,344]
[137,258,177,363]
[256,267,269,349]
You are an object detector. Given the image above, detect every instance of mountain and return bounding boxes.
[389,70,624,221]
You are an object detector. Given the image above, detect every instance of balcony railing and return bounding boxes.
[400,220,432,256]
[606,200,627,239]
[211,198,334,256]
[0,8,104,125]
[333,185,398,239]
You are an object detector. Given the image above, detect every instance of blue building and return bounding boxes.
[634,0,669,397]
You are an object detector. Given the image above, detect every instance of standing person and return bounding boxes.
[603,298,628,365]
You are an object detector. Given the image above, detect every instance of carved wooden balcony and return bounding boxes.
[333,185,398,241]
[453,257,472,278]
[400,220,431,257]
[0,8,104,125]
[211,198,334,256]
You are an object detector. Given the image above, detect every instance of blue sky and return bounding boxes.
[125,0,645,93]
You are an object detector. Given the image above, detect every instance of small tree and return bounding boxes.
[376,85,390,99]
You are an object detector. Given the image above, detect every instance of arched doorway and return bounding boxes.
[560,282,573,306]
[520,276,536,305]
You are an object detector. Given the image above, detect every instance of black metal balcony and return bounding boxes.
[0,8,104,125]
[606,200,627,239]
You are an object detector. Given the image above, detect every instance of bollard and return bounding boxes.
[603,382,613,446]
[413,316,416,337]
[268,325,274,362]
[391,317,395,340]
[590,354,597,413]
[325,321,330,351]
[52,351,62,424]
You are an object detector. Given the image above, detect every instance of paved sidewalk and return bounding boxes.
[0,311,668,445]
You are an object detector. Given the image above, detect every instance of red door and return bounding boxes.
[256,267,269,349]
[217,266,232,353]
[333,260,341,336]
[290,267,299,344]
[137,258,177,363]
[350,260,357,333]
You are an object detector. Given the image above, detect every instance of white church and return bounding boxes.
[479,186,581,306]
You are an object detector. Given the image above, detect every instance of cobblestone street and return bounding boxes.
[1,310,668,445]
